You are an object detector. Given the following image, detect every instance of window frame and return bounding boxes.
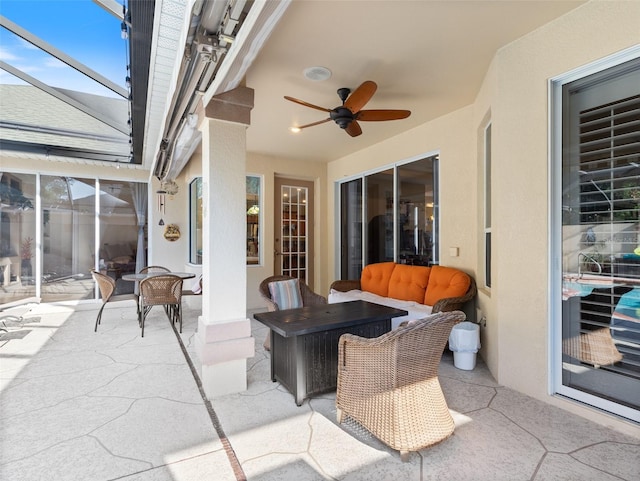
[484,122,492,289]
[188,177,202,265]
[246,174,263,266]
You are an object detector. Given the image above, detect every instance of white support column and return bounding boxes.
[195,86,255,398]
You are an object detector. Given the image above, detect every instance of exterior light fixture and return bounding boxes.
[289,126,301,133]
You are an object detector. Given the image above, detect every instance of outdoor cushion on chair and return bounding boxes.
[258,275,327,350]
[268,278,303,310]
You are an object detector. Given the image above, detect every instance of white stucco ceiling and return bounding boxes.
[242,0,586,163]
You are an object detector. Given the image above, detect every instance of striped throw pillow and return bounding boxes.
[268,279,303,310]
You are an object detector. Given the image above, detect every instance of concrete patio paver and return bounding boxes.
[1,300,638,481]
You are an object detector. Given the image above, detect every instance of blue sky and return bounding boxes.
[0,0,128,97]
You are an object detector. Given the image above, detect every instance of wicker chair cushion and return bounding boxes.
[424,266,471,306]
[268,279,303,310]
[388,264,431,303]
[360,262,396,297]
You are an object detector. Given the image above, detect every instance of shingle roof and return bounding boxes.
[0,84,129,160]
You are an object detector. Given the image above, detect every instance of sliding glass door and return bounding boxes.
[0,172,146,306]
[338,155,438,280]
[553,54,639,421]
[41,176,96,301]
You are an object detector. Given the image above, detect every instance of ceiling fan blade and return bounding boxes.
[296,118,331,130]
[345,120,362,137]
[284,96,331,113]
[344,81,377,112]
[357,109,411,121]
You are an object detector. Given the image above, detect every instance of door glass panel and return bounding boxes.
[366,169,394,264]
[280,184,307,282]
[397,158,435,266]
[0,172,36,305]
[560,58,640,415]
[98,181,140,296]
[41,176,95,301]
[340,179,362,279]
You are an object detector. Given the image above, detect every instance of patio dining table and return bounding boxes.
[121,271,197,298]
[121,272,196,282]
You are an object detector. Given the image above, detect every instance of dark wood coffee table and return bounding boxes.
[254,300,408,405]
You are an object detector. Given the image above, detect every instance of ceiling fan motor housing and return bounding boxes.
[330,106,354,129]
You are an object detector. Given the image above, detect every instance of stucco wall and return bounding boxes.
[490,0,639,420]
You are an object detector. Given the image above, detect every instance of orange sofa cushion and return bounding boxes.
[424,265,471,306]
[360,262,396,297]
[388,264,431,303]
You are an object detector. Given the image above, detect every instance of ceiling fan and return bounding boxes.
[284,80,411,137]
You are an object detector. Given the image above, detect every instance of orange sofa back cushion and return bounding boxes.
[360,262,396,297]
[424,266,471,306]
[388,264,431,303]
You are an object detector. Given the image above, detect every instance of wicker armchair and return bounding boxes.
[139,274,183,337]
[258,275,327,350]
[91,270,138,332]
[336,310,467,461]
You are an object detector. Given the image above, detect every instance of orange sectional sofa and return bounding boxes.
[329,262,476,328]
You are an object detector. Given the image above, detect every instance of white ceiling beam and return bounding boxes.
[0,15,128,99]
[92,0,125,20]
[0,60,129,135]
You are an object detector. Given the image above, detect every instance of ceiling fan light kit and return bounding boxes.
[285,80,411,137]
